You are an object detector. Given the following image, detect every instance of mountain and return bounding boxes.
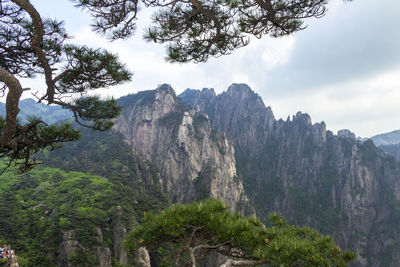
[0,98,72,124]
[179,83,400,267]
[369,130,400,161]
[114,84,249,212]
[371,129,400,146]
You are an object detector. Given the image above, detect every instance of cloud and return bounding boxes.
[257,0,400,97]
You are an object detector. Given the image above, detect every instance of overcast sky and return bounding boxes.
[21,0,400,138]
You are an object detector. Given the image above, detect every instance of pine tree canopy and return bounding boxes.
[0,0,342,173]
[125,199,355,266]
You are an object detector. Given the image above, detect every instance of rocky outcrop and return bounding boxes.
[180,84,275,152]
[179,83,400,266]
[115,84,248,210]
[338,129,356,140]
[111,206,128,265]
[58,230,80,267]
[135,247,151,267]
[57,229,112,267]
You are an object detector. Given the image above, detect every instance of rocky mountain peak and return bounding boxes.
[200,87,216,97]
[114,85,248,210]
[179,88,216,107]
[179,84,277,149]
[292,111,312,125]
[337,129,356,140]
[226,83,256,99]
[156,83,176,96]
[153,85,178,114]
[180,88,200,98]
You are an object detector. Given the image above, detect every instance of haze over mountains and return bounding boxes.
[0,98,72,124]
[0,84,399,266]
[371,130,400,146]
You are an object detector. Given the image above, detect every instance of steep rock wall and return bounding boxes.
[115,85,247,210]
[179,83,400,266]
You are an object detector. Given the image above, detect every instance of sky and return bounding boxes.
[18,0,400,138]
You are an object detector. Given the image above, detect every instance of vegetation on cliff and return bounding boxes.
[0,127,167,266]
[126,199,355,267]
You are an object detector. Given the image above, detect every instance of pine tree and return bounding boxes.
[125,199,355,266]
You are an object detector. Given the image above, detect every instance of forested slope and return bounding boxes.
[0,127,167,266]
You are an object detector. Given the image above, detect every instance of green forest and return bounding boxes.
[0,127,167,266]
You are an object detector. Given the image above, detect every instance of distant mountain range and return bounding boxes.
[369,130,400,161]
[0,98,72,124]
[371,129,400,146]
[335,129,400,161]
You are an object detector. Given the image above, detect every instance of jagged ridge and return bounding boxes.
[179,83,400,267]
[114,84,250,212]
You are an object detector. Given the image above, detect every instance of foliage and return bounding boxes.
[192,113,208,140]
[69,247,99,267]
[41,126,168,225]
[0,127,168,265]
[158,112,185,128]
[0,167,105,265]
[358,139,380,164]
[125,199,355,266]
[0,117,80,173]
[0,165,165,266]
[193,171,211,201]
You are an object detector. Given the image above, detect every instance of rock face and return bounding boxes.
[57,230,112,267]
[114,84,248,210]
[338,129,356,140]
[111,206,129,265]
[179,83,400,267]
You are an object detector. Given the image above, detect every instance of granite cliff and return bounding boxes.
[180,83,400,266]
[114,84,248,211]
